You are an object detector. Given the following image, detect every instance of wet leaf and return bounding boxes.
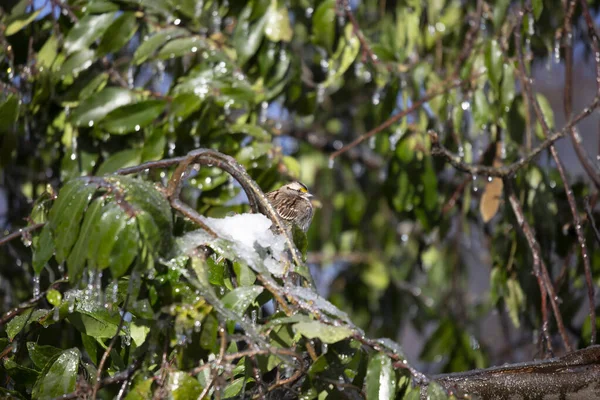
[293,320,353,344]
[97,12,138,55]
[70,88,137,127]
[312,0,336,52]
[32,224,54,275]
[233,4,268,66]
[59,49,96,80]
[485,40,503,91]
[365,353,396,400]
[221,286,263,316]
[26,343,62,370]
[157,36,206,59]
[6,309,49,340]
[265,0,293,42]
[48,179,98,265]
[99,100,166,135]
[32,348,80,399]
[133,28,188,64]
[168,371,203,400]
[96,149,143,175]
[64,13,117,54]
[66,197,105,281]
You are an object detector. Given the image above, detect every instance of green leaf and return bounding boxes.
[64,12,117,54]
[58,49,96,79]
[158,36,207,59]
[312,0,336,52]
[171,93,203,118]
[233,4,268,66]
[221,286,263,316]
[70,87,137,127]
[26,343,62,370]
[99,100,166,134]
[84,203,130,271]
[265,0,293,42]
[133,28,188,64]
[96,149,143,175]
[6,9,41,36]
[48,179,98,265]
[293,320,353,344]
[365,353,396,400]
[223,377,251,398]
[66,197,105,281]
[97,12,139,55]
[109,214,140,278]
[6,309,49,340]
[125,378,153,400]
[535,93,555,139]
[32,224,54,275]
[323,23,360,88]
[0,95,19,134]
[168,371,203,400]
[215,124,270,140]
[67,307,122,339]
[46,289,62,307]
[32,348,80,400]
[506,277,525,328]
[3,359,39,387]
[114,176,173,248]
[485,40,503,91]
[532,0,543,19]
[81,333,98,365]
[501,63,516,109]
[0,387,27,400]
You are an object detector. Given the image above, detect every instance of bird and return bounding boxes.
[266,181,314,233]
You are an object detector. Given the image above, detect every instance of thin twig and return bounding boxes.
[585,196,600,247]
[339,0,390,71]
[429,98,599,177]
[91,291,131,400]
[330,75,479,160]
[0,223,44,247]
[515,7,594,346]
[506,181,572,351]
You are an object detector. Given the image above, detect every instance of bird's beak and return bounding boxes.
[306,193,314,198]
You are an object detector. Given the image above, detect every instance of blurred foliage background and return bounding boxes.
[1,0,600,398]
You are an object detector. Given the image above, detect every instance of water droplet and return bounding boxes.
[32,275,40,297]
[487,176,493,182]
[316,84,325,104]
[259,101,268,125]
[328,158,335,169]
[134,124,140,131]
[368,136,376,149]
[194,320,202,332]
[461,101,471,110]
[553,37,561,64]
[372,89,381,105]
[305,7,314,18]
[53,307,60,321]
[88,120,94,127]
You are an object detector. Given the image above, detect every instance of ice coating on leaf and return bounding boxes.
[178,213,287,277]
[287,286,353,325]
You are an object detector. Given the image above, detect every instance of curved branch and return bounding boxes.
[434,346,600,398]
